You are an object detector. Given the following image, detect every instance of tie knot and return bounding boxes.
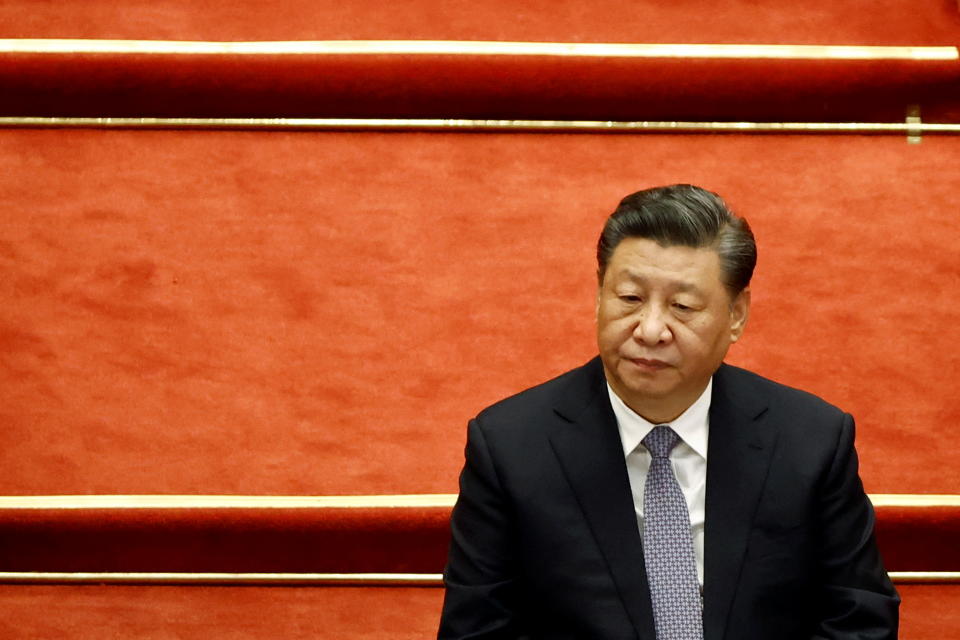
[643,425,680,459]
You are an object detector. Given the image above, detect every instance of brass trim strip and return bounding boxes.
[0,493,957,510]
[2,117,960,134]
[0,572,955,585]
[906,104,923,144]
[0,40,955,60]
[889,572,960,584]
[0,494,458,509]
[870,494,960,507]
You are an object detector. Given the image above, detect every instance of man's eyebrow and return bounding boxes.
[618,269,705,295]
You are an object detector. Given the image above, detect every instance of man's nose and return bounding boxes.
[633,306,672,345]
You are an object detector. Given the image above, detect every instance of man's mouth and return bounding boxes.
[628,358,670,371]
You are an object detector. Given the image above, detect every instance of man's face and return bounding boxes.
[596,236,749,422]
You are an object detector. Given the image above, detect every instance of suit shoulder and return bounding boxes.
[475,358,601,428]
[718,363,848,422]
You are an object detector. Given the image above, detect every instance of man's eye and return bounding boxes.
[673,303,693,312]
[620,295,642,303]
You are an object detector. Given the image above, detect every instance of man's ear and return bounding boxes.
[729,287,751,343]
[595,272,606,319]
[595,287,602,318]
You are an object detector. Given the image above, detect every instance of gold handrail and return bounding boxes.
[0,40,955,60]
[1,117,958,134]
[0,493,957,509]
[0,571,954,585]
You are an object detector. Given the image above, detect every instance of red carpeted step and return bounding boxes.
[0,584,445,639]
[0,584,954,639]
[897,584,960,639]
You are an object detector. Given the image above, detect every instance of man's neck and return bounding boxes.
[609,384,710,425]
[627,401,691,425]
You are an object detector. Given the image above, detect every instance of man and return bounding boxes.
[438,185,899,639]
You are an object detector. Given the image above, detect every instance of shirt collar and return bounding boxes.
[607,378,712,460]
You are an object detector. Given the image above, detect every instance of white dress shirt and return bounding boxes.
[607,380,711,586]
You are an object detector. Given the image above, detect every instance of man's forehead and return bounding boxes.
[609,267,711,295]
[618,267,703,287]
[609,238,721,271]
[602,238,727,293]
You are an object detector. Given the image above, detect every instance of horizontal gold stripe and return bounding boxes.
[0,494,957,510]
[0,494,458,509]
[871,494,960,507]
[0,40,955,60]
[889,572,960,584]
[0,572,955,585]
[2,117,960,134]
[0,572,444,586]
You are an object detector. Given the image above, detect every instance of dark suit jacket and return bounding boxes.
[439,358,899,640]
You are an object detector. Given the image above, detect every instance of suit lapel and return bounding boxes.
[702,364,779,640]
[548,358,656,640]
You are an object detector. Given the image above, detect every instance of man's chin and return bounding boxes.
[612,374,678,403]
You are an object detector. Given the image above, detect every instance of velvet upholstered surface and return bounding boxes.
[3,48,957,122]
[0,503,955,573]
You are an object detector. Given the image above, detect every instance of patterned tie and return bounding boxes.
[642,425,704,640]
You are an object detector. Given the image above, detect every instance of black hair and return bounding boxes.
[596,184,756,296]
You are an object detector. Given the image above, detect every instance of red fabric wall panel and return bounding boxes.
[0,0,958,45]
[2,128,959,496]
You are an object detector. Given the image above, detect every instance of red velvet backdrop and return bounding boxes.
[1,3,959,638]
[3,129,959,495]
